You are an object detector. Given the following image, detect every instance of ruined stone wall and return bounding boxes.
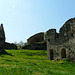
[46,29,58,45]
[0,24,5,50]
[59,18,75,43]
[47,39,75,61]
[47,18,75,62]
[23,32,46,50]
[4,42,17,50]
[27,32,44,45]
[47,18,75,45]
[22,42,46,50]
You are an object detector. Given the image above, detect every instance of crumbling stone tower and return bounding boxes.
[47,18,75,62]
[0,24,5,52]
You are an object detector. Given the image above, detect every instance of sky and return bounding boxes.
[0,0,75,43]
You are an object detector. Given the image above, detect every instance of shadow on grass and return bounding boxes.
[0,49,13,56]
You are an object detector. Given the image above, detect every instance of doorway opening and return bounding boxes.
[61,49,66,58]
[50,50,53,60]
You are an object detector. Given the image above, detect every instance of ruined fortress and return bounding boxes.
[0,17,75,62]
[47,18,75,62]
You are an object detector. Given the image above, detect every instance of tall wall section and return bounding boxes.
[46,18,75,61]
[0,24,6,52]
[47,18,75,45]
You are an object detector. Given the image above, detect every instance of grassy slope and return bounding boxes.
[0,50,75,75]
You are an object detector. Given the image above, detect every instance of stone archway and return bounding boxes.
[61,49,66,58]
[50,50,53,60]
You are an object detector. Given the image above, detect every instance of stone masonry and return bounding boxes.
[47,18,75,62]
[4,42,17,50]
[22,32,46,50]
[27,32,44,45]
[0,24,5,52]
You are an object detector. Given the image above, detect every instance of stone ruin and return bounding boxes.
[0,24,6,53]
[27,32,44,45]
[22,32,46,50]
[47,18,75,62]
[4,42,17,50]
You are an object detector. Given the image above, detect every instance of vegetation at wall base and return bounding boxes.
[0,49,74,75]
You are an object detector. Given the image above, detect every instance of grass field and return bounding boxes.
[0,50,75,75]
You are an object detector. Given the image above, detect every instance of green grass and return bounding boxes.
[0,49,75,75]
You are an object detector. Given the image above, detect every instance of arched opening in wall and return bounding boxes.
[50,50,53,60]
[61,49,66,58]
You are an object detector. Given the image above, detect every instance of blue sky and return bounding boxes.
[0,0,75,43]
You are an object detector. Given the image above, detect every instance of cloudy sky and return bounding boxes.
[0,0,75,43]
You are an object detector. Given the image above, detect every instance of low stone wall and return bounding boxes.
[4,42,17,50]
[22,42,46,50]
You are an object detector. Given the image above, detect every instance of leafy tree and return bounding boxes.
[24,42,28,46]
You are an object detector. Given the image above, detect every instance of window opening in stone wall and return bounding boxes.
[71,33,73,37]
[61,49,66,58]
[50,50,53,60]
[48,39,50,42]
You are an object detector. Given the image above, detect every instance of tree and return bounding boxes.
[19,41,24,46]
[14,41,25,49]
[24,42,28,46]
